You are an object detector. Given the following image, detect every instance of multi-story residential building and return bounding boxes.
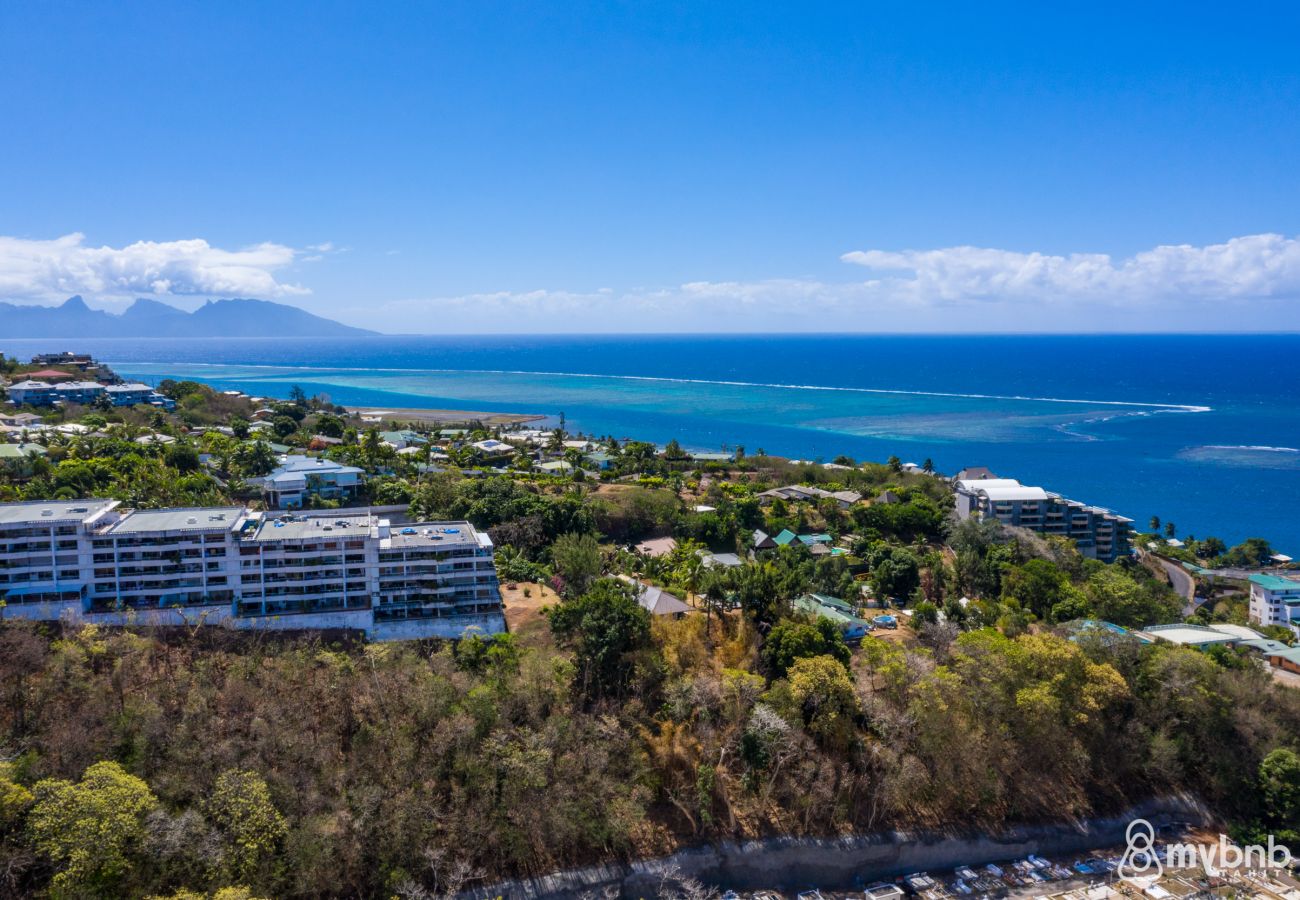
[375,523,502,623]
[6,381,59,406]
[953,473,1133,562]
[89,507,243,611]
[0,499,119,606]
[1248,573,1300,639]
[6,379,173,409]
[0,500,503,640]
[105,382,175,408]
[257,455,366,508]
[236,512,375,618]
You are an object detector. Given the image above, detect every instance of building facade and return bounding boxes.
[6,379,173,409]
[1248,573,1300,639]
[0,500,503,640]
[954,475,1132,562]
[257,455,365,508]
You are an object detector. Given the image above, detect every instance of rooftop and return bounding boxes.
[273,455,364,475]
[0,499,118,527]
[248,512,375,542]
[1135,624,1237,646]
[956,477,1023,491]
[1250,573,1300,591]
[106,506,245,534]
[978,484,1050,502]
[385,521,484,549]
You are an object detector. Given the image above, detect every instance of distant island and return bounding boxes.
[0,295,376,338]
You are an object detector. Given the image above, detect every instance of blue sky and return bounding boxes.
[2,2,1299,332]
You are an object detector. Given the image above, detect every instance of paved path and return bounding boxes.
[1149,554,1197,614]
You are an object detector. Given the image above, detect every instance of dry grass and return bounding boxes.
[499,580,561,648]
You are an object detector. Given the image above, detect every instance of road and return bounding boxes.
[1150,555,1197,614]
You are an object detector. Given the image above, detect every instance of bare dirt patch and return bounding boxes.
[499,580,560,647]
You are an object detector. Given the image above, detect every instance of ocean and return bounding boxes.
[4,334,1298,552]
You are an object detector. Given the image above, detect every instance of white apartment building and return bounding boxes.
[0,500,503,640]
[1249,573,1300,638]
[0,500,119,605]
[953,474,1133,562]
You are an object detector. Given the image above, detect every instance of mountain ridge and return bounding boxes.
[0,296,376,338]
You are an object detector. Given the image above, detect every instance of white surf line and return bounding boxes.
[1200,444,1299,453]
[114,361,1213,414]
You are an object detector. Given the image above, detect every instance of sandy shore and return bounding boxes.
[349,406,547,426]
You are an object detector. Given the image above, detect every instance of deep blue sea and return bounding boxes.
[4,334,1298,552]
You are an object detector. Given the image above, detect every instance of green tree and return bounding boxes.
[547,579,652,701]
[271,415,298,439]
[1199,536,1226,559]
[1001,559,1068,620]
[763,618,850,678]
[28,760,158,896]
[871,548,920,603]
[1149,515,1161,532]
[207,769,287,884]
[0,761,32,828]
[165,442,201,473]
[787,654,859,749]
[550,532,603,597]
[1258,748,1300,836]
[314,414,345,438]
[1079,567,1179,627]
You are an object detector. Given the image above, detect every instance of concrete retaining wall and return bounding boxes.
[1,601,505,642]
[371,612,506,642]
[463,795,1213,900]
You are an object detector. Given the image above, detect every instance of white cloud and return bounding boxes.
[0,233,310,304]
[352,234,1300,333]
[841,233,1300,306]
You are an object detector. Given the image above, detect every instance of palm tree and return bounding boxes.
[922,458,934,474]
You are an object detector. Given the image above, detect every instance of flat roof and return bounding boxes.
[273,455,364,475]
[1136,624,1235,646]
[384,521,482,548]
[249,513,375,542]
[107,506,245,534]
[979,485,1050,501]
[0,499,118,526]
[1205,623,1265,641]
[956,478,1022,491]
